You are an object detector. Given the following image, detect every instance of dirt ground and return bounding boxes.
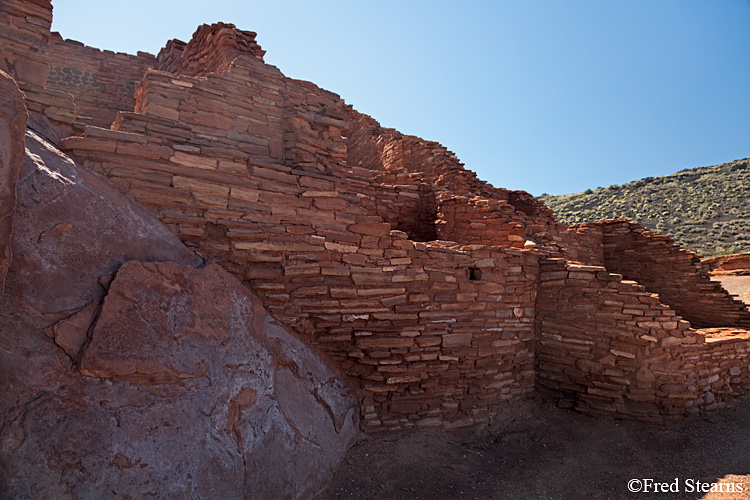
[714,276,750,305]
[317,395,750,500]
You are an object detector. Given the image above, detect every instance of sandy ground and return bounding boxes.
[318,395,750,500]
[714,276,750,305]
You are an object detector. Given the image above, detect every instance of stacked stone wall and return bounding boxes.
[547,222,604,266]
[60,35,542,431]
[46,33,155,128]
[603,220,750,328]
[370,180,438,242]
[0,0,51,87]
[126,63,285,160]
[437,196,529,248]
[0,0,74,132]
[344,108,608,265]
[684,331,750,412]
[155,23,265,77]
[537,258,695,420]
[537,258,750,420]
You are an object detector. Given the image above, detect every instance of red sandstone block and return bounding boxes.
[321,267,351,277]
[169,151,217,171]
[171,176,228,198]
[351,273,391,286]
[315,198,348,211]
[408,293,429,303]
[357,288,406,297]
[60,136,117,153]
[324,241,358,253]
[250,165,297,184]
[442,333,473,347]
[357,338,414,349]
[115,142,171,160]
[386,375,421,385]
[381,295,407,307]
[349,223,391,237]
[182,112,234,130]
[284,264,321,276]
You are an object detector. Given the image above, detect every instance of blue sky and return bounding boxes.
[52,1,750,196]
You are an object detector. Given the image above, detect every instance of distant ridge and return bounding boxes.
[539,158,750,257]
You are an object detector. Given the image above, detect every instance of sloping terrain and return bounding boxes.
[540,159,750,256]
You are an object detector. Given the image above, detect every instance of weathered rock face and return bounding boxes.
[1,261,358,499]
[0,70,27,298]
[704,252,750,275]
[12,129,201,314]
[0,122,358,498]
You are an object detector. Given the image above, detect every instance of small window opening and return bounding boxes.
[468,267,482,281]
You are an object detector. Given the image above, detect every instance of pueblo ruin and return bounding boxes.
[1,1,749,497]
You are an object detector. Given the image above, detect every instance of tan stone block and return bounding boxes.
[386,376,421,384]
[610,349,636,359]
[172,176,228,198]
[325,241,359,253]
[661,337,683,347]
[357,288,406,297]
[170,151,217,170]
[230,187,260,203]
[330,288,357,299]
[301,190,339,198]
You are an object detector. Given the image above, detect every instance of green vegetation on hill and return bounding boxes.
[539,159,750,257]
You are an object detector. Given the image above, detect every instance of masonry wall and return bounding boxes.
[62,131,541,434]
[0,0,51,87]
[603,220,750,328]
[548,222,604,267]
[59,24,544,431]
[682,330,750,413]
[537,258,695,420]
[46,33,155,128]
[536,258,750,420]
[437,196,529,248]
[345,108,608,266]
[0,0,74,133]
[370,180,438,242]
[155,23,265,76]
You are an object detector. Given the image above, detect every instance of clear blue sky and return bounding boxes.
[51,1,750,196]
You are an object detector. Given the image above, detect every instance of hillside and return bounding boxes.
[539,159,750,256]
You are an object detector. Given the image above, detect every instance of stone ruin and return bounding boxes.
[2,0,750,497]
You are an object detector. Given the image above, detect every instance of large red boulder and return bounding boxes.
[10,130,202,314]
[0,70,27,298]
